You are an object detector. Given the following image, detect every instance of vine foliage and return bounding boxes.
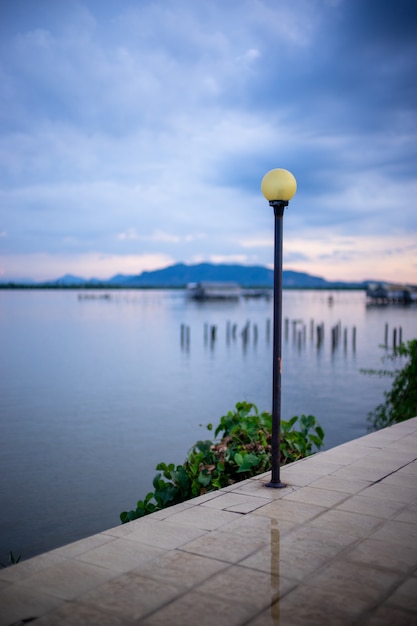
[362,339,417,431]
[120,402,324,523]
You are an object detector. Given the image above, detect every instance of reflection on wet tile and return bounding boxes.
[253,499,325,523]
[196,564,289,612]
[220,512,293,543]
[248,585,357,625]
[240,543,327,582]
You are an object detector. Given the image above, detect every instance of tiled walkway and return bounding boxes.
[1,418,417,625]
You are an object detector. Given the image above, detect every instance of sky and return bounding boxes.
[0,0,416,284]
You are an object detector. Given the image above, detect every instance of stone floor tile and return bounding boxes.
[382,470,417,488]
[111,517,206,549]
[166,504,242,529]
[308,508,382,538]
[280,523,358,557]
[75,536,165,572]
[78,571,180,622]
[386,576,417,613]
[217,511,294,542]
[17,558,118,601]
[305,559,401,604]
[195,564,294,612]
[362,605,417,626]
[179,528,264,563]
[252,498,326,524]
[0,551,66,584]
[371,520,417,547]
[361,481,417,503]
[318,443,376,463]
[52,532,115,559]
[281,484,350,507]
[218,476,292,499]
[309,474,371,494]
[332,464,397,482]
[131,549,229,589]
[239,543,329,582]
[279,468,327,487]
[248,585,358,625]
[335,493,407,519]
[0,584,62,626]
[31,600,137,626]
[393,503,417,524]
[200,491,266,513]
[140,589,256,626]
[345,536,417,573]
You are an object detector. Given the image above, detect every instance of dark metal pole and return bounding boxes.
[266,200,287,488]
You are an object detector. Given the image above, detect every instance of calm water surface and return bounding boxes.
[0,288,415,562]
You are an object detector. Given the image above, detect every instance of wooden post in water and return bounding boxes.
[385,323,389,348]
[266,318,271,342]
[352,326,356,351]
[393,328,397,351]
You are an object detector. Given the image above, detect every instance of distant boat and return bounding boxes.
[186,281,242,300]
[366,283,417,304]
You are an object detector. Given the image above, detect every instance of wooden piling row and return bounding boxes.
[384,323,403,350]
[181,317,361,351]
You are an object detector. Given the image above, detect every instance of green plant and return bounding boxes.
[0,551,21,567]
[120,402,324,523]
[362,339,417,431]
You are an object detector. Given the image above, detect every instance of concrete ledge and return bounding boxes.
[1,418,417,625]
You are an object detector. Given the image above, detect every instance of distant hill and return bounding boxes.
[35,263,364,289]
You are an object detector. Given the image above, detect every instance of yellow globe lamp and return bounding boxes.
[261,168,297,202]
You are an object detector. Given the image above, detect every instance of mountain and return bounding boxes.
[44,274,88,286]
[3,263,366,289]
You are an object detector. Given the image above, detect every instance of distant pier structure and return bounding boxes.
[366,283,417,305]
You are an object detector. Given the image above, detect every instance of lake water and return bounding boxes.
[0,288,415,563]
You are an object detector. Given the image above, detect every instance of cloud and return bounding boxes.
[0,0,416,283]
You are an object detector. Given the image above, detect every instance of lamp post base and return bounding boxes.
[265,480,287,489]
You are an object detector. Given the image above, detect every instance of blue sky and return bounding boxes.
[1,0,416,283]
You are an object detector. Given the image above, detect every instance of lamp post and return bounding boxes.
[261,168,297,488]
